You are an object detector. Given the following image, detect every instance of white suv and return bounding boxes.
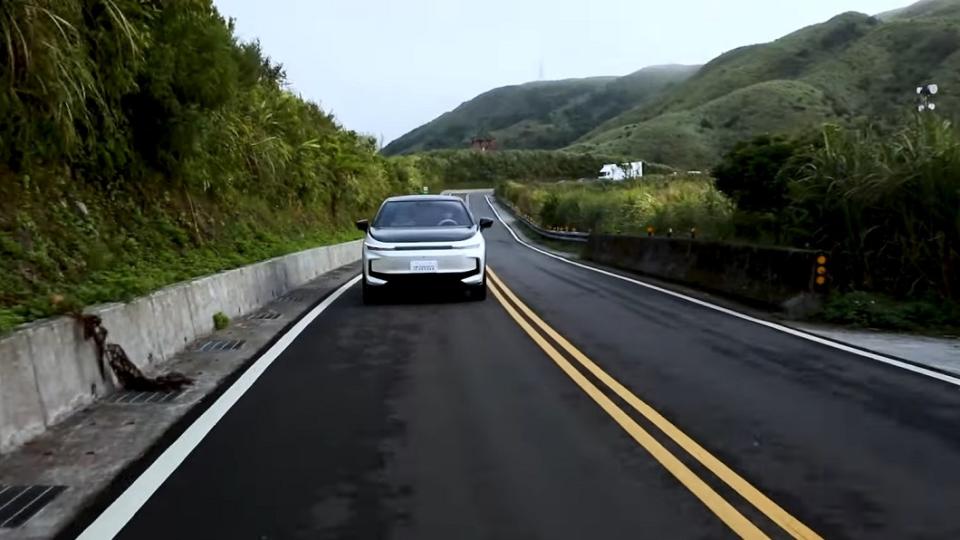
[356,195,493,304]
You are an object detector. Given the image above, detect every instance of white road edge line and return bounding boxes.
[76,274,362,540]
[483,194,960,388]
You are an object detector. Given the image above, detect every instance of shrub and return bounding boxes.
[496,176,735,237]
[713,135,806,214]
[786,116,960,301]
[213,312,230,330]
[411,149,627,185]
[820,291,960,332]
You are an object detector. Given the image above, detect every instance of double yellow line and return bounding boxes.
[486,267,822,540]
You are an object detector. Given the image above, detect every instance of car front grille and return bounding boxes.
[369,255,478,274]
[369,260,480,286]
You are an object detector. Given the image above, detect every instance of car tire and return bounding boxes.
[468,278,487,302]
[362,279,381,305]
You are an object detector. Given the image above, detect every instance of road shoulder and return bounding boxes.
[0,263,360,540]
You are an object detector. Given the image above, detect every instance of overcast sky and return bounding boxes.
[213,0,910,145]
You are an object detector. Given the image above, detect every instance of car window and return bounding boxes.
[374,200,473,228]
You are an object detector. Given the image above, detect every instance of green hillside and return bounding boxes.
[583,13,881,134]
[571,80,837,166]
[389,0,960,168]
[381,65,698,155]
[879,0,960,20]
[574,2,960,166]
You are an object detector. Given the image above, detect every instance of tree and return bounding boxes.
[713,135,803,213]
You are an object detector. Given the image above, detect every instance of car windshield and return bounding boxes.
[373,200,473,228]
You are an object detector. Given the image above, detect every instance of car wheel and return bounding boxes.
[362,279,380,305]
[468,278,487,302]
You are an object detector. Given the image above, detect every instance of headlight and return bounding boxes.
[364,242,394,251]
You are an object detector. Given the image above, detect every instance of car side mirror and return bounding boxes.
[479,218,494,230]
[355,219,369,232]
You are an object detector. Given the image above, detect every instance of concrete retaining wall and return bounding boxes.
[585,235,822,307]
[0,240,360,453]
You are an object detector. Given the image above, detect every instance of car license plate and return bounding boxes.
[410,260,439,273]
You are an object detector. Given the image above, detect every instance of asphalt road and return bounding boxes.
[104,193,960,540]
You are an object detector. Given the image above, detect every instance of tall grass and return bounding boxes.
[497,177,735,238]
[789,116,960,300]
[0,1,427,331]
[0,0,143,163]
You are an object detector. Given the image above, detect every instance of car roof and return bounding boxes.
[383,195,464,203]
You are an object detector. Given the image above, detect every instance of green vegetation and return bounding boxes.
[709,114,960,329]
[3,0,956,335]
[820,292,960,332]
[411,150,642,186]
[496,177,735,238]
[382,65,699,155]
[786,116,960,302]
[712,133,815,243]
[574,5,960,166]
[0,167,365,332]
[0,1,424,333]
[0,0,642,335]
[498,112,960,331]
[390,0,960,169]
[213,312,230,331]
[570,80,836,166]
[714,135,806,213]
[879,0,960,21]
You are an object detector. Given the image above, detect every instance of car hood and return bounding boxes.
[369,226,478,243]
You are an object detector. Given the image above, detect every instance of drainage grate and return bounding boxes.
[0,485,66,528]
[197,339,245,352]
[278,293,306,302]
[247,310,282,320]
[105,390,183,404]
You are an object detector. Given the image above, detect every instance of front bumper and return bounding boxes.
[363,245,485,287]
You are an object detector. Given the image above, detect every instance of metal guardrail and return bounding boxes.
[494,198,590,243]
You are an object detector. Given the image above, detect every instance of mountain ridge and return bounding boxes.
[384,0,960,166]
[381,64,699,155]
